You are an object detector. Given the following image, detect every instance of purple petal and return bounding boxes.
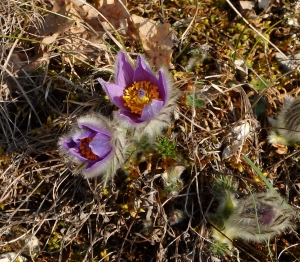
[98,80,128,111]
[61,140,87,162]
[258,206,276,226]
[75,129,96,140]
[116,52,134,88]
[133,55,159,87]
[77,115,113,137]
[62,138,78,150]
[61,129,94,150]
[118,110,144,124]
[69,148,91,162]
[140,100,164,121]
[89,133,112,159]
[84,151,112,172]
[158,70,168,103]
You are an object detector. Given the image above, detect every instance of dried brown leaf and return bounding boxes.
[95,0,129,30]
[271,143,288,154]
[29,0,75,56]
[127,15,174,68]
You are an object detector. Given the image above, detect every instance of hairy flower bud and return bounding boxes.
[208,191,294,248]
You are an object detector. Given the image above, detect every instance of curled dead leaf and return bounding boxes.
[271,143,288,154]
[222,121,251,160]
[127,15,174,68]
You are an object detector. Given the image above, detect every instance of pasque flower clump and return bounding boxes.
[59,51,180,183]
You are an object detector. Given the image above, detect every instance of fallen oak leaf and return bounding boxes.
[28,0,75,57]
[70,0,129,33]
[127,14,174,69]
[93,0,129,30]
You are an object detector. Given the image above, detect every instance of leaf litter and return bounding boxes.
[0,0,300,261]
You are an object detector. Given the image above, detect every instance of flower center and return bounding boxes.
[79,136,99,161]
[123,81,161,116]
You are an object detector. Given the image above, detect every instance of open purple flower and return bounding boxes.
[98,52,179,137]
[59,114,125,182]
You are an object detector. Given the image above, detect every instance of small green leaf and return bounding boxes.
[156,137,177,158]
[250,76,270,92]
[186,94,205,108]
[251,95,266,117]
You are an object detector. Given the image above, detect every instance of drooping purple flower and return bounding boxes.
[98,52,179,137]
[59,114,125,182]
[208,190,295,248]
[255,203,276,226]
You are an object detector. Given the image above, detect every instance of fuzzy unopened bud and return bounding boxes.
[208,191,295,248]
[268,95,300,145]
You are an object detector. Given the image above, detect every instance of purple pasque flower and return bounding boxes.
[226,191,294,243]
[208,190,294,248]
[98,52,179,138]
[59,114,125,182]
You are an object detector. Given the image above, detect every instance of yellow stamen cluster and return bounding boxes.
[123,81,161,116]
[79,136,99,161]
